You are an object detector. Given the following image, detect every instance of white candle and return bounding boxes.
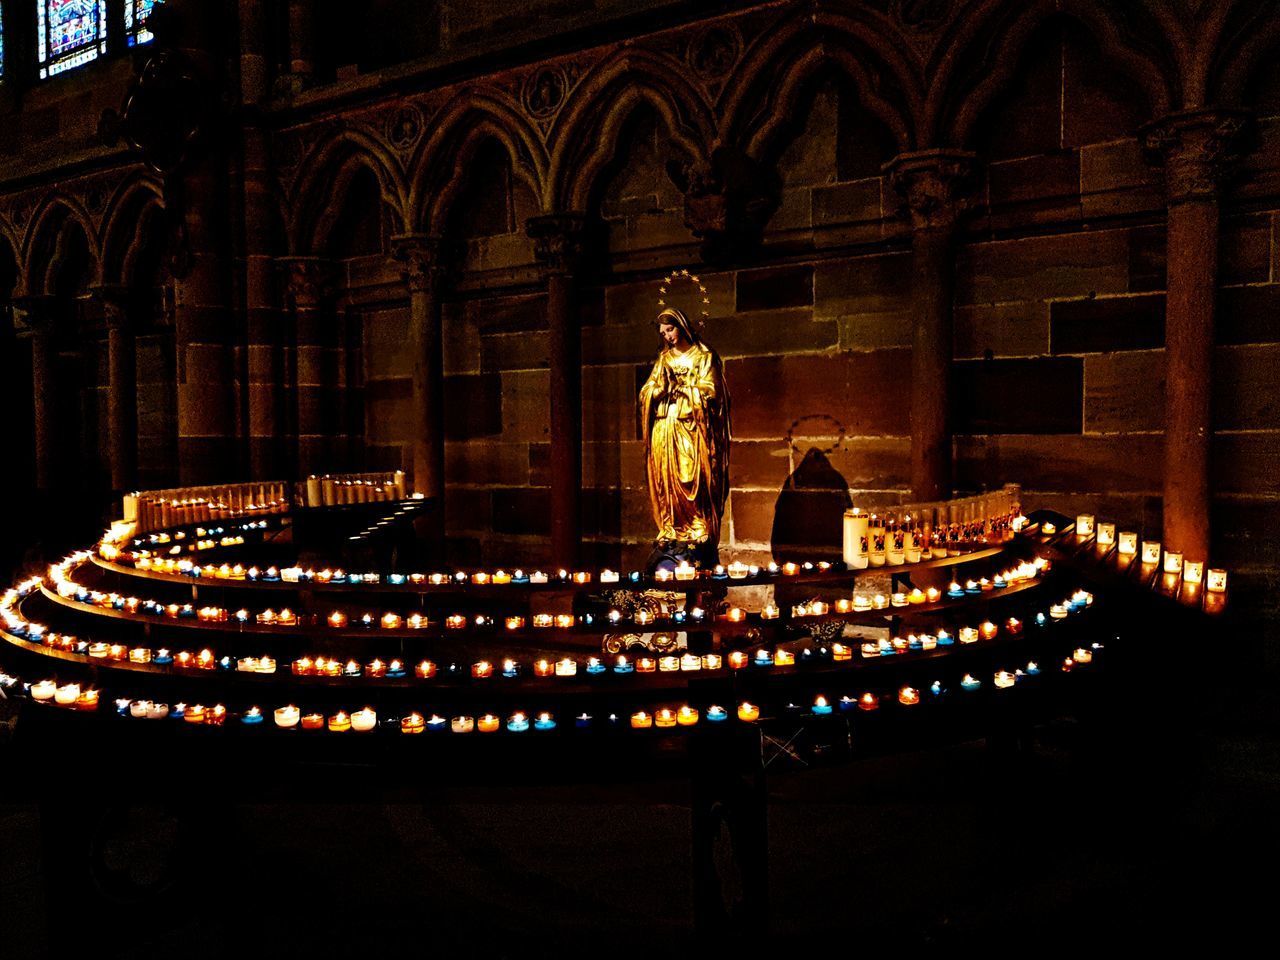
[30,680,56,702]
[1118,532,1138,555]
[351,708,378,733]
[1183,561,1204,584]
[1097,522,1116,546]
[842,509,869,570]
[1206,568,1228,593]
[1141,540,1161,565]
[275,705,300,728]
[1076,514,1095,536]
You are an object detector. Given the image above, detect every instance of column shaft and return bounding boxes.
[909,226,956,502]
[31,329,55,492]
[547,271,582,566]
[107,320,138,491]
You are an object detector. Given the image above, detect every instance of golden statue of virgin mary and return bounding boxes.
[639,305,731,565]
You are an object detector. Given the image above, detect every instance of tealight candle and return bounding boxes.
[631,711,653,729]
[1118,531,1138,555]
[301,713,325,731]
[677,706,699,726]
[1076,514,1095,536]
[979,621,998,640]
[241,707,265,726]
[400,713,425,734]
[478,714,500,733]
[1207,568,1227,592]
[381,612,403,630]
[328,711,352,732]
[274,705,300,729]
[858,692,878,712]
[130,699,151,718]
[451,715,475,734]
[737,702,760,722]
[637,657,656,673]
[1097,523,1116,546]
[534,712,557,731]
[994,671,1017,689]
[655,709,677,729]
[961,674,981,691]
[1141,541,1162,565]
[812,696,832,716]
[658,655,679,672]
[472,661,494,679]
[185,705,207,724]
[1183,560,1204,584]
[327,611,347,629]
[1163,552,1183,575]
[54,683,81,706]
[507,712,530,733]
[761,603,780,620]
[898,686,920,706]
[505,616,526,630]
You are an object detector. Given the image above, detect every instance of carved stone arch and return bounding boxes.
[1207,0,1280,107]
[549,49,716,211]
[720,9,922,159]
[935,0,1177,146]
[0,218,21,297]
[407,91,548,232]
[99,174,166,286]
[287,128,409,254]
[22,195,102,296]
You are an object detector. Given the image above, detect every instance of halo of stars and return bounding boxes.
[656,268,712,324]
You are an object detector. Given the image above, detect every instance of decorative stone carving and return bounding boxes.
[390,234,445,294]
[527,213,588,275]
[1140,109,1251,205]
[688,26,740,80]
[884,149,980,232]
[279,257,337,308]
[667,146,776,263]
[524,68,568,119]
[387,104,424,152]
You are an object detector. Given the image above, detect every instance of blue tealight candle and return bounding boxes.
[154,651,173,666]
[673,611,686,624]
[812,697,833,716]
[585,659,606,675]
[1026,661,1041,675]
[613,658,634,675]
[930,681,945,697]
[839,695,858,713]
[629,571,643,583]
[513,572,530,584]
[706,705,728,723]
[502,661,520,679]
[388,574,406,585]
[240,708,264,725]
[993,576,1008,588]
[1035,612,1048,626]
[426,714,447,733]
[575,713,593,730]
[961,675,982,692]
[171,703,186,719]
[386,663,406,678]
[936,630,954,646]
[507,713,530,733]
[965,583,981,595]
[533,713,556,731]
[908,636,923,651]
[753,651,773,667]
[218,656,233,671]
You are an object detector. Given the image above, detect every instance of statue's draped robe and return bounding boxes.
[639,342,731,545]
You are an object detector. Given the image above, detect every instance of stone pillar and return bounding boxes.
[174,158,237,485]
[92,284,139,493]
[1142,109,1248,564]
[281,257,337,476]
[528,213,587,567]
[13,296,60,492]
[285,0,316,92]
[885,150,978,503]
[391,235,446,524]
[240,0,283,480]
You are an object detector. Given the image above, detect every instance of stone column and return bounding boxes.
[528,213,587,567]
[92,284,139,493]
[391,235,446,524]
[1142,109,1248,564]
[13,296,60,492]
[885,150,978,503]
[285,0,316,93]
[281,257,337,476]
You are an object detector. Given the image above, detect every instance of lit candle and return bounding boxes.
[472,661,494,680]
[858,693,878,712]
[1076,514,1095,536]
[1118,531,1138,555]
[961,674,981,691]
[534,712,556,731]
[737,702,760,722]
[416,660,437,679]
[994,671,1017,689]
[706,705,728,723]
[241,706,265,726]
[328,711,352,732]
[1097,522,1116,546]
[301,713,325,731]
[54,683,80,706]
[812,696,832,716]
[761,603,780,620]
[478,714,500,733]
[275,705,300,729]
[400,713,425,734]
[898,686,920,706]
[979,621,998,641]
[1206,568,1227,592]
[381,612,403,630]
[677,706,699,726]
[507,712,530,733]
[1141,541,1162,565]
[451,715,475,734]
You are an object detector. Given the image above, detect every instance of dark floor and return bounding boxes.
[2,663,1277,958]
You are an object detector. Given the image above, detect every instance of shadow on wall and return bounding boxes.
[770,447,851,562]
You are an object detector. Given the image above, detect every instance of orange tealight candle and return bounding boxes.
[728,651,748,670]
[858,692,879,712]
[446,615,466,630]
[655,708,677,729]
[478,714,500,733]
[327,611,347,629]
[401,713,425,734]
[979,621,998,641]
[367,659,387,679]
[737,702,761,722]
[415,660,437,679]
[506,616,526,630]
[472,660,494,679]
[328,711,352,733]
[831,643,851,662]
[677,706,699,726]
[301,713,325,730]
[631,711,653,729]
[774,649,795,667]
[381,612,402,630]
[637,657,656,673]
[533,659,553,678]
[898,686,920,706]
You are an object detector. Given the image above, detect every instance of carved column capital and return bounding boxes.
[884,149,980,233]
[527,213,588,276]
[1140,108,1251,205]
[10,294,62,332]
[390,234,445,294]
[90,283,139,329]
[278,256,337,307]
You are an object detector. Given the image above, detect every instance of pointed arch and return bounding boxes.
[287,127,409,254]
[549,49,716,212]
[720,8,921,161]
[99,172,166,285]
[1209,0,1280,106]
[406,90,548,232]
[22,195,101,296]
[934,0,1177,146]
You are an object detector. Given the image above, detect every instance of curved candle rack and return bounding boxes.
[0,494,1227,741]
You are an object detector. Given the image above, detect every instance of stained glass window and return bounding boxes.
[38,0,109,78]
[126,0,163,47]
